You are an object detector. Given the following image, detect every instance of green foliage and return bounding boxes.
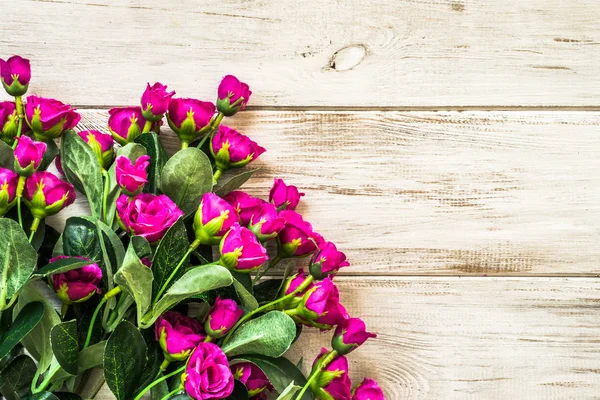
[135,132,168,194]
[215,168,259,196]
[50,320,78,375]
[0,354,37,400]
[0,301,44,360]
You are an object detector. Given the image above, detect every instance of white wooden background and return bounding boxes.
[3,0,600,398]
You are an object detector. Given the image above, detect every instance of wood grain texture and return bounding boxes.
[92,277,600,399]
[51,109,600,276]
[2,0,600,107]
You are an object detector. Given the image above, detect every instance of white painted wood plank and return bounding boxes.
[93,277,600,399]
[51,110,600,276]
[1,0,599,107]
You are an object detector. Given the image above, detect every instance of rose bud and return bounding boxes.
[278,268,314,311]
[107,106,145,145]
[115,155,150,196]
[278,210,324,258]
[204,296,244,339]
[0,101,18,145]
[309,241,350,280]
[13,135,47,177]
[23,171,76,223]
[167,98,215,146]
[141,82,175,122]
[312,349,352,400]
[296,278,348,330]
[269,178,304,211]
[248,202,285,241]
[216,75,251,116]
[0,56,31,97]
[50,256,102,304]
[193,192,238,245]
[332,318,377,355]
[223,191,264,226]
[78,130,115,170]
[219,223,268,272]
[352,379,385,400]
[0,168,18,216]
[25,96,80,142]
[232,362,274,398]
[116,193,183,244]
[210,125,266,171]
[155,311,205,361]
[183,342,235,400]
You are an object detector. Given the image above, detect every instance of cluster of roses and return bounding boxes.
[0,54,385,400]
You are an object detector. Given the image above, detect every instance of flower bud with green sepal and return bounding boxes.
[0,101,18,145]
[292,277,348,330]
[248,202,285,242]
[13,135,47,177]
[77,130,115,170]
[219,223,268,272]
[216,75,251,117]
[23,171,76,221]
[193,192,239,246]
[331,317,377,356]
[0,168,18,216]
[107,106,145,145]
[204,297,244,339]
[141,82,175,122]
[309,241,350,280]
[277,268,314,312]
[0,56,30,97]
[167,98,215,146]
[25,96,80,142]
[50,256,102,305]
[309,349,352,400]
[155,311,206,362]
[210,125,265,172]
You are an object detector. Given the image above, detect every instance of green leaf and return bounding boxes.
[254,278,284,305]
[114,243,153,325]
[231,355,310,400]
[215,168,259,197]
[132,235,152,259]
[104,321,147,400]
[151,218,189,299]
[0,354,36,400]
[222,311,296,358]
[54,393,83,400]
[231,272,258,310]
[25,392,60,400]
[31,258,91,280]
[38,139,59,171]
[276,382,302,400]
[0,140,14,169]
[159,147,213,215]
[0,301,44,360]
[144,264,232,328]
[135,132,168,194]
[60,130,103,219]
[53,340,106,382]
[134,329,164,396]
[50,320,79,375]
[0,218,38,309]
[226,380,249,400]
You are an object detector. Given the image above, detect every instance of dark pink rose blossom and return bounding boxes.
[312,349,352,400]
[219,223,268,272]
[269,179,304,211]
[352,379,385,400]
[0,101,17,145]
[76,130,115,169]
[278,210,324,257]
[310,241,350,279]
[115,155,150,196]
[332,317,377,355]
[184,342,235,400]
[23,171,76,219]
[232,362,273,398]
[223,191,264,226]
[211,125,265,171]
[0,168,18,216]
[204,296,244,338]
[167,98,215,144]
[298,277,348,329]
[193,192,238,245]
[140,257,152,268]
[141,82,175,120]
[248,202,285,241]
[155,311,205,361]
[216,75,251,116]
[0,55,31,96]
[50,255,102,304]
[13,135,46,175]
[25,96,80,141]
[116,193,183,244]
[107,106,145,145]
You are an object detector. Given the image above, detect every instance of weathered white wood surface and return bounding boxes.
[2,0,600,107]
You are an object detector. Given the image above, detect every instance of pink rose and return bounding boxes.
[141,82,175,120]
[223,191,264,226]
[50,256,102,304]
[219,223,268,272]
[116,193,183,244]
[210,125,265,171]
[352,379,385,400]
[312,349,352,400]
[248,202,285,241]
[25,96,80,141]
[310,241,350,279]
[278,211,324,257]
[167,98,215,144]
[77,130,115,169]
[193,192,238,245]
[115,155,150,196]
[216,75,252,116]
[107,106,145,145]
[0,101,17,145]
[23,171,76,219]
[0,168,18,216]
[232,362,273,398]
[155,311,205,361]
[204,296,244,338]
[269,179,304,211]
[13,135,46,176]
[184,342,235,400]
[297,278,348,329]
[0,55,31,96]
[332,318,376,355]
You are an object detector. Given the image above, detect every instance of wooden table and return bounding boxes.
[5,0,600,398]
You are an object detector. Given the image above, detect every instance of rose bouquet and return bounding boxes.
[0,56,385,400]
